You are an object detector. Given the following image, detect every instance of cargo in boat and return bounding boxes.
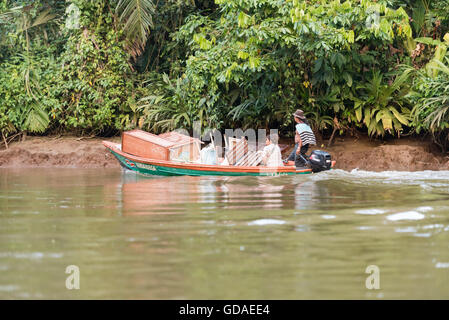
[104,130,335,177]
[122,130,202,162]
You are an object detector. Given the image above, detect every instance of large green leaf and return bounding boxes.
[389,106,409,126]
[343,72,352,87]
[381,109,394,130]
[355,106,362,122]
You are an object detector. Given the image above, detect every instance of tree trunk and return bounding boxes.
[327,127,338,147]
[1,131,7,149]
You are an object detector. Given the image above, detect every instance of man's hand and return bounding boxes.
[295,147,300,155]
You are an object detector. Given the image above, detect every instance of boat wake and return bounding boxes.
[307,169,449,189]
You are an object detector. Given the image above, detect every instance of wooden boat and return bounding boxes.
[103,140,335,177]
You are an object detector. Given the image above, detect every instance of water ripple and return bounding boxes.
[387,211,425,221]
[248,219,286,226]
[355,209,386,215]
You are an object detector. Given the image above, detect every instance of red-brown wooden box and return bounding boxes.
[122,130,173,160]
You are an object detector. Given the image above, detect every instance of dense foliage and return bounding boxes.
[1,0,449,149]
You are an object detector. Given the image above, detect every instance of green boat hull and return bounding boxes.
[110,149,312,177]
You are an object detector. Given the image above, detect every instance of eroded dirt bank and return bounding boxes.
[1,135,448,171]
[314,136,449,171]
[0,136,121,168]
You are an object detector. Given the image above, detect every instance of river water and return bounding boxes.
[1,168,449,299]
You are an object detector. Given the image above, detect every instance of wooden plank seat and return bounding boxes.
[225,137,247,165]
[225,137,263,167]
[235,150,263,167]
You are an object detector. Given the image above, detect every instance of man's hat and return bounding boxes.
[292,109,306,120]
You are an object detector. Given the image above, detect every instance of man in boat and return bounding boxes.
[261,133,283,167]
[284,109,316,168]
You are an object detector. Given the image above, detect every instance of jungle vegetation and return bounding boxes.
[1,0,449,149]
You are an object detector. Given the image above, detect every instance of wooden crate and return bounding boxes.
[122,130,203,162]
[159,131,202,162]
[122,130,172,160]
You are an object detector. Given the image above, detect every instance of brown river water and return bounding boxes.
[1,168,449,299]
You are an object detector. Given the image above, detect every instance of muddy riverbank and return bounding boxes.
[0,136,121,168]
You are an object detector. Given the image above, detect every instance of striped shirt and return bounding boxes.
[296,123,316,146]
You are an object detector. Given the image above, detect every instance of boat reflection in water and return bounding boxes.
[116,170,332,216]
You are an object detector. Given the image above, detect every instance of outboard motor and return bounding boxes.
[308,150,332,173]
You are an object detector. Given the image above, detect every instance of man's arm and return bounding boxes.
[295,132,302,155]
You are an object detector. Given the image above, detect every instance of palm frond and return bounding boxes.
[116,0,155,59]
[432,59,449,77]
[24,105,50,133]
[391,69,412,91]
[16,8,57,33]
[31,9,57,29]
[0,6,22,24]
